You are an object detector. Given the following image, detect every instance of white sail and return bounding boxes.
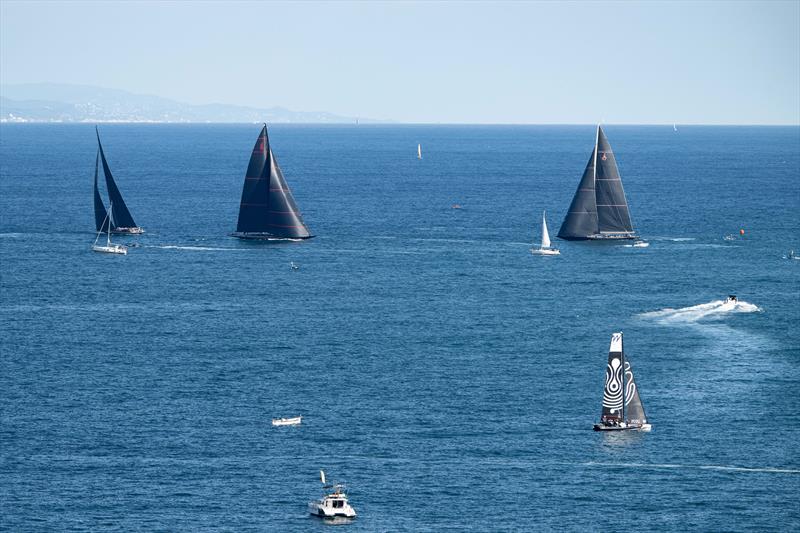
[320,470,326,485]
[541,211,551,249]
[417,143,422,159]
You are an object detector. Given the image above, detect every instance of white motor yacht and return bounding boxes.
[308,470,356,519]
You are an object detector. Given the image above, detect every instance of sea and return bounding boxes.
[1,124,798,531]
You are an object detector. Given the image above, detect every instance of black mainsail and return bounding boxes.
[93,150,111,233]
[94,127,143,234]
[596,332,650,431]
[558,126,636,240]
[233,125,312,240]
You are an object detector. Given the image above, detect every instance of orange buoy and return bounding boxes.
[740,229,745,235]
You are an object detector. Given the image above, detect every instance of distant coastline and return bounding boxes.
[0,83,390,124]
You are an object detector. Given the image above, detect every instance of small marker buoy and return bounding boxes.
[740,229,745,236]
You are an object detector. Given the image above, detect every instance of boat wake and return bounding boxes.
[638,299,760,323]
[581,462,800,475]
[152,245,244,252]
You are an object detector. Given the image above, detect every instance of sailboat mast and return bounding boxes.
[621,332,626,422]
[592,125,599,183]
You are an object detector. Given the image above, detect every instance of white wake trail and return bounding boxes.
[638,299,760,323]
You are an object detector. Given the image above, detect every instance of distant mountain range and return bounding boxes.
[0,83,386,124]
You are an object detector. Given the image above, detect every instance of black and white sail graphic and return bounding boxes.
[601,332,625,421]
[558,126,636,240]
[96,128,138,230]
[624,361,647,426]
[93,150,111,233]
[234,125,312,239]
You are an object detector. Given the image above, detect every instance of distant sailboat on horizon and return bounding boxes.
[93,127,144,235]
[417,143,422,159]
[232,124,312,241]
[557,126,638,241]
[530,211,560,255]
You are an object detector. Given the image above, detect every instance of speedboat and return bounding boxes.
[290,262,300,271]
[724,295,737,305]
[309,471,356,520]
[271,416,301,427]
[632,240,649,248]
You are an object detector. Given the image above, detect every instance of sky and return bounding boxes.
[1,0,798,124]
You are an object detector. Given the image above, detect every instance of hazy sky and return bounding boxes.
[1,1,798,124]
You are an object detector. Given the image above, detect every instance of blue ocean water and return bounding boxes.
[1,124,799,531]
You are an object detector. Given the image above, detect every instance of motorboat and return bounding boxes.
[632,240,649,248]
[724,295,737,305]
[308,470,356,519]
[272,416,301,427]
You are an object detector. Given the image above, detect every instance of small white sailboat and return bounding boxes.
[417,143,422,160]
[92,204,127,255]
[272,416,302,426]
[531,211,560,255]
[308,470,357,519]
[673,123,678,132]
[290,261,300,271]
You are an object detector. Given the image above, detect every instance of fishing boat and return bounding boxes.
[558,126,638,241]
[272,416,302,426]
[94,128,144,235]
[417,143,422,159]
[92,204,127,255]
[530,211,560,255]
[232,124,313,241]
[593,332,651,432]
[308,470,357,519]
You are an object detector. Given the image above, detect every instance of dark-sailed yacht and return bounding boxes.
[94,127,144,235]
[232,125,312,240]
[558,126,637,241]
[593,332,651,432]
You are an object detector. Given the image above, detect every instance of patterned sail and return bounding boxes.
[595,127,634,235]
[624,361,647,426]
[96,128,138,229]
[235,125,312,239]
[600,332,625,422]
[93,150,111,232]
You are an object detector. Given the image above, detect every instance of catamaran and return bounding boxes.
[94,127,144,235]
[593,332,651,432]
[92,204,127,255]
[232,124,312,240]
[558,126,638,241]
[308,470,357,519]
[530,211,560,255]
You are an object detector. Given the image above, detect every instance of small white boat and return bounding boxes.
[309,470,356,519]
[724,294,738,305]
[632,240,649,248]
[531,211,560,255]
[290,261,300,271]
[788,250,799,261]
[417,143,422,159]
[271,416,302,426]
[723,234,736,241]
[92,204,128,255]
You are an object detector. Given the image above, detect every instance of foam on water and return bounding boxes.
[582,462,800,475]
[638,299,761,323]
[151,245,244,251]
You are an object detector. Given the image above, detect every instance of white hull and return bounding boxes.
[112,226,145,235]
[92,244,127,255]
[272,416,302,426]
[531,247,560,255]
